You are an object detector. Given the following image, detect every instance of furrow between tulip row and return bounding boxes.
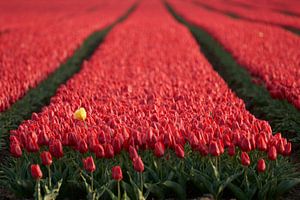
[0,4,137,153]
[165,1,300,140]
[192,0,300,35]
[0,0,135,112]
[2,0,298,199]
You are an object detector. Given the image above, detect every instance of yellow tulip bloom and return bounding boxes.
[74,107,87,121]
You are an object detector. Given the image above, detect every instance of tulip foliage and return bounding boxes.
[1,0,300,199]
[168,0,300,110]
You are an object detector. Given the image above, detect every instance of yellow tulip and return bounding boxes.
[74,107,87,121]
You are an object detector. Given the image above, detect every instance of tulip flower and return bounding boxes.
[104,144,115,159]
[78,139,88,154]
[74,107,87,121]
[209,141,221,156]
[49,139,64,158]
[82,156,96,173]
[133,156,144,173]
[129,146,138,160]
[175,144,185,159]
[40,151,52,166]
[257,159,266,173]
[228,144,235,157]
[112,166,123,181]
[10,142,22,158]
[112,166,123,200]
[31,164,43,180]
[268,146,277,161]
[241,152,250,166]
[95,144,105,158]
[154,141,165,157]
[257,135,267,151]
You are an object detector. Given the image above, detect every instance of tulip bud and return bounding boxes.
[228,144,235,156]
[49,139,63,158]
[284,142,292,156]
[104,144,114,159]
[112,166,123,181]
[95,144,105,158]
[257,159,266,173]
[209,141,220,156]
[268,146,277,160]
[129,146,138,160]
[83,156,96,173]
[10,142,22,158]
[133,156,144,172]
[74,107,87,121]
[241,152,250,166]
[154,141,165,157]
[257,135,267,151]
[40,151,52,166]
[78,139,88,154]
[31,164,43,180]
[175,144,185,159]
[240,137,251,152]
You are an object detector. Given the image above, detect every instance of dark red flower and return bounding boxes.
[78,139,88,154]
[175,144,184,159]
[257,135,267,151]
[209,141,221,156]
[10,142,22,158]
[129,146,138,160]
[104,144,114,159]
[133,156,144,172]
[49,139,63,158]
[83,156,96,173]
[257,159,266,173]
[95,144,105,158]
[241,152,250,166]
[228,144,235,156]
[112,166,123,181]
[40,151,52,166]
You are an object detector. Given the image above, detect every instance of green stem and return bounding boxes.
[91,172,94,191]
[35,180,42,200]
[140,173,143,194]
[117,181,121,200]
[47,165,52,188]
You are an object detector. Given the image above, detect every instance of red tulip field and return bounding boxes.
[0,0,300,199]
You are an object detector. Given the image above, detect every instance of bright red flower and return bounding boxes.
[175,144,185,159]
[133,156,144,172]
[284,142,292,156]
[78,139,88,154]
[10,142,22,158]
[268,146,277,161]
[95,144,105,158]
[40,151,52,166]
[129,146,138,160]
[112,166,123,181]
[26,136,39,152]
[31,164,43,180]
[241,152,250,166]
[257,159,266,173]
[257,135,267,151]
[83,156,96,173]
[240,137,251,152]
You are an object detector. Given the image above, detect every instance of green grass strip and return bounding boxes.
[0,4,137,152]
[166,2,300,141]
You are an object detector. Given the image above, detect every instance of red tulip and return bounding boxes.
[40,151,52,166]
[26,136,39,152]
[175,144,185,159]
[240,137,251,152]
[209,141,221,156]
[154,141,165,157]
[228,144,235,156]
[49,139,63,158]
[257,159,266,173]
[241,152,250,166]
[133,156,144,172]
[129,146,138,160]
[112,166,123,181]
[10,142,22,158]
[38,131,49,146]
[31,164,43,180]
[284,142,292,156]
[113,137,122,154]
[83,156,96,173]
[104,144,114,159]
[276,139,285,154]
[78,139,88,154]
[257,135,267,151]
[268,146,277,160]
[95,144,105,158]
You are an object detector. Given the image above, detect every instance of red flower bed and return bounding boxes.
[0,0,134,112]
[195,0,300,29]
[5,0,296,199]
[169,0,300,109]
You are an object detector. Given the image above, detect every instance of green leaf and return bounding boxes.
[276,178,300,197]
[161,180,186,200]
[227,183,248,200]
[144,183,164,200]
